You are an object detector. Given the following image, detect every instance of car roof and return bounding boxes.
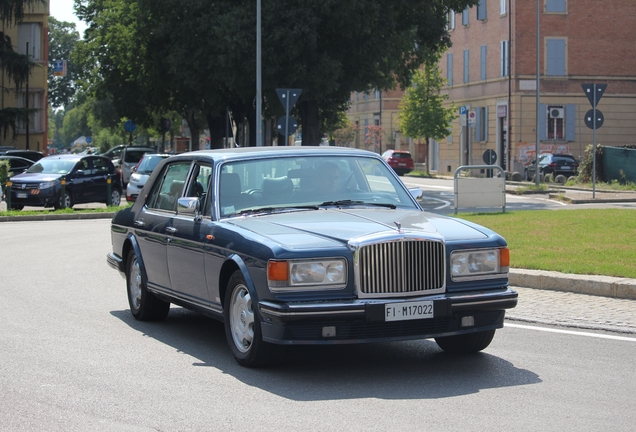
[171,146,377,164]
[0,155,34,163]
[39,154,110,162]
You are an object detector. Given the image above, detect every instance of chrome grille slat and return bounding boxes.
[356,239,445,298]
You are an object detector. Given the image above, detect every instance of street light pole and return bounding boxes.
[256,0,263,147]
[535,0,541,186]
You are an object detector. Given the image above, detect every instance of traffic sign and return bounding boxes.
[276,88,302,113]
[483,149,497,165]
[468,110,476,125]
[459,106,467,115]
[53,60,66,77]
[277,116,298,136]
[86,137,93,144]
[584,109,604,130]
[582,83,607,108]
[124,119,136,133]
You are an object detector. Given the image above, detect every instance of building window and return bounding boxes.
[539,104,575,141]
[480,45,487,80]
[477,0,487,20]
[447,53,453,86]
[500,40,509,77]
[447,10,455,30]
[363,92,368,101]
[463,49,470,83]
[374,89,381,99]
[18,91,43,132]
[18,23,41,60]
[545,0,566,13]
[546,105,565,140]
[462,8,469,26]
[501,0,507,14]
[475,107,489,142]
[546,38,566,76]
[355,92,359,102]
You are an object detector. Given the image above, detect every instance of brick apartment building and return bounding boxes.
[0,1,49,153]
[347,0,636,176]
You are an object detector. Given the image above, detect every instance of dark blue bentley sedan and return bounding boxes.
[107,147,517,367]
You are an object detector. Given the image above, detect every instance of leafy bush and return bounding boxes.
[577,144,604,182]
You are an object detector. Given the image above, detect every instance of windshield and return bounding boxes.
[26,158,76,175]
[137,155,169,174]
[218,155,418,217]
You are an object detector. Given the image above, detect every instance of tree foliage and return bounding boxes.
[48,17,81,108]
[74,0,478,147]
[399,52,456,173]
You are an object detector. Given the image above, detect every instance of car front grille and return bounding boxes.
[354,238,446,298]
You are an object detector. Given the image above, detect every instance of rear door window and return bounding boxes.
[147,161,192,212]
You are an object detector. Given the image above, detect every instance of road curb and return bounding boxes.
[0,212,116,223]
[510,268,636,300]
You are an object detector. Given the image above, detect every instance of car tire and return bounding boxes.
[224,270,271,367]
[434,329,496,354]
[126,251,170,321]
[54,191,73,210]
[111,188,122,206]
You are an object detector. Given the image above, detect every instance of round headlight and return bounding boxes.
[452,255,467,275]
[325,262,345,283]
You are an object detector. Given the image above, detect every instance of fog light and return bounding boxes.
[461,316,475,327]
[322,326,336,337]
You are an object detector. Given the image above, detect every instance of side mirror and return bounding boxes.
[177,197,201,220]
[409,187,423,199]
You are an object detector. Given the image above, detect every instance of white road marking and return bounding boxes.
[505,323,636,342]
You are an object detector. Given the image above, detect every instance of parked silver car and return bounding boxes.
[126,153,171,202]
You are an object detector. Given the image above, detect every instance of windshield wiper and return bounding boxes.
[320,200,397,209]
[238,205,319,215]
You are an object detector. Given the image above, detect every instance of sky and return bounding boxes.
[49,0,87,35]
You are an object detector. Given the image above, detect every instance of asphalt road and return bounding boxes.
[1,219,635,431]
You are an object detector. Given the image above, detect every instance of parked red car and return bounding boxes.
[382,150,414,175]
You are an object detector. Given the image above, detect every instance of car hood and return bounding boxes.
[224,208,489,249]
[10,172,63,182]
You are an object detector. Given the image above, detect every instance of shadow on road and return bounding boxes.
[111,306,541,401]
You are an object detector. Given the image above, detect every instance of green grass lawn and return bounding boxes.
[0,205,128,217]
[457,209,636,279]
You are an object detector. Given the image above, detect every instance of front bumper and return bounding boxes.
[107,252,126,279]
[11,189,57,207]
[259,288,517,345]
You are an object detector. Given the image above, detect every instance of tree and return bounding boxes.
[0,0,44,140]
[74,0,478,147]
[48,17,81,109]
[398,52,456,174]
[365,125,384,154]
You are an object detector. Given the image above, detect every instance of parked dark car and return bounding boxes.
[0,155,34,174]
[100,144,127,161]
[382,149,415,175]
[9,154,122,210]
[126,153,171,202]
[1,149,44,163]
[525,153,579,181]
[107,147,517,367]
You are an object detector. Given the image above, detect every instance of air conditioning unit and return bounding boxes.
[549,108,565,119]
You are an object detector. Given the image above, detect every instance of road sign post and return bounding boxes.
[582,83,607,198]
[276,89,302,145]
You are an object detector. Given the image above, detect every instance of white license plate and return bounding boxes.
[398,163,407,166]
[17,192,27,198]
[385,300,434,322]
[562,166,571,169]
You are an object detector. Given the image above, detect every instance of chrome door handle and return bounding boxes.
[133,220,145,227]
[166,227,177,234]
